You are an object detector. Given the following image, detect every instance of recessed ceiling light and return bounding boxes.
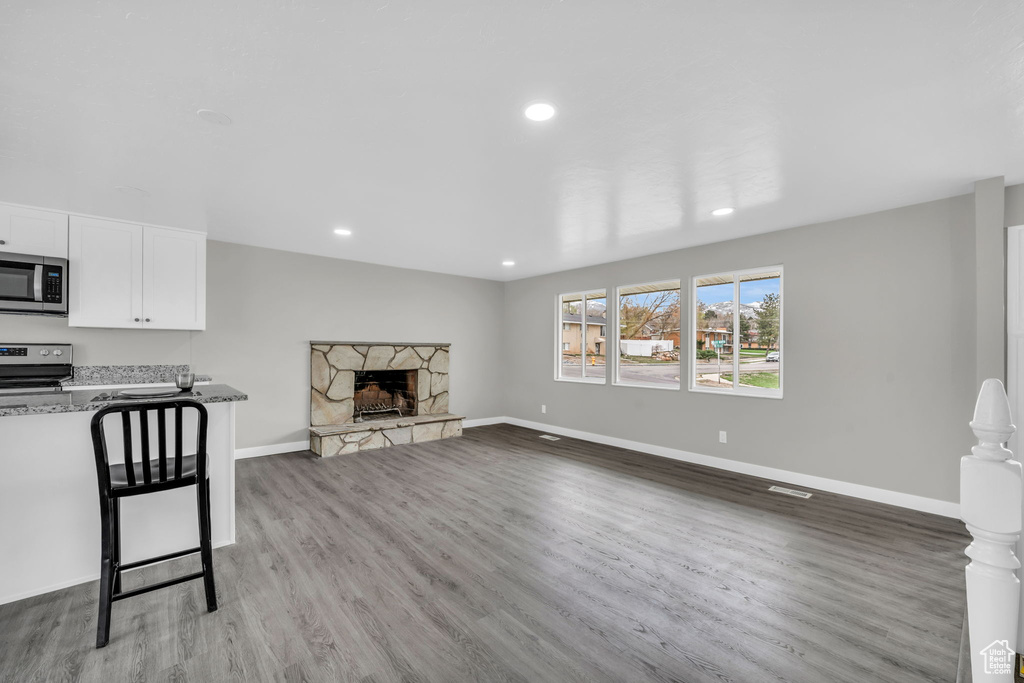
[711,207,734,216]
[334,228,352,236]
[524,102,556,122]
[502,260,515,266]
[196,109,232,125]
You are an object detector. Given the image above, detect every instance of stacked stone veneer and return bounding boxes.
[309,342,463,456]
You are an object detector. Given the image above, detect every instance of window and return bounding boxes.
[692,267,782,397]
[616,280,680,389]
[557,289,607,382]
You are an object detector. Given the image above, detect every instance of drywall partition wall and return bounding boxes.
[1,240,505,450]
[502,194,978,505]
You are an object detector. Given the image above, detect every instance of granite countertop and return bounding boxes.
[64,365,213,387]
[0,384,247,418]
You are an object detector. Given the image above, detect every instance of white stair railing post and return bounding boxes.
[963,379,1022,681]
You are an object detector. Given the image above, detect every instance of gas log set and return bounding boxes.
[352,370,417,421]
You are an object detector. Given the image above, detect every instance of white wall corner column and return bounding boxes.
[975,176,1005,389]
[962,379,1021,680]
[1005,224,1024,652]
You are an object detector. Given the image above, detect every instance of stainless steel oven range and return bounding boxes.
[0,343,73,394]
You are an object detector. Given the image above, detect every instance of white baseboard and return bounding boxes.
[468,417,960,519]
[0,539,235,606]
[235,440,310,460]
[463,416,509,428]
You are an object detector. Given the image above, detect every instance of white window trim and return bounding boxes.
[612,279,682,391]
[689,265,783,399]
[554,289,608,384]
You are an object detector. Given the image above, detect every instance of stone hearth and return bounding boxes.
[309,341,463,456]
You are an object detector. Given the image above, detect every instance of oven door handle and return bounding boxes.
[33,264,43,302]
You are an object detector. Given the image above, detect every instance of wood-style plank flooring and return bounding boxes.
[1,424,969,682]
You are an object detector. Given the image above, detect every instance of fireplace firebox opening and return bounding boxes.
[352,370,417,422]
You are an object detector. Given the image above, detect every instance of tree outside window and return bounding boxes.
[616,280,680,389]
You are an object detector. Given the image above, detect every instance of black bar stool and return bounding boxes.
[90,399,217,648]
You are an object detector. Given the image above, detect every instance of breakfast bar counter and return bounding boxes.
[0,383,246,417]
[0,385,247,605]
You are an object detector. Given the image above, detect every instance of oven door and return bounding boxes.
[0,255,43,312]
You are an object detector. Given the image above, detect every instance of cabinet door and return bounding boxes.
[0,204,69,258]
[68,217,143,328]
[142,226,206,330]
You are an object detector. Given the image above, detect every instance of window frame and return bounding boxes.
[555,289,608,384]
[689,265,783,399]
[612,278,682,392]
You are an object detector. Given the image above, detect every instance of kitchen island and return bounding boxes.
[0,384,246,604]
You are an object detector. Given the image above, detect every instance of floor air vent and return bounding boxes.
[539,434,561,441]
[769,485,812,499]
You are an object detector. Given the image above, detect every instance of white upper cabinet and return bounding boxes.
[69,217,144,328]
[69,217,206,330]
[142,226,206,330]
[0,204,69,258]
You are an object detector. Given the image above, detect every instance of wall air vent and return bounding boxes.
[769,485,812,499]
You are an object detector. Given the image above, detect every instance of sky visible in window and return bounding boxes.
[698,278,779,305]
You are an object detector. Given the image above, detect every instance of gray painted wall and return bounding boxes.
[502,194,978,503]
[1,240,505,448]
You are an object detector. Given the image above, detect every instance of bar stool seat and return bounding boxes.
[109,454,198,487]
[90,399,217,648]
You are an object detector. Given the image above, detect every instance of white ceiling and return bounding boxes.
[2,1,1023,281]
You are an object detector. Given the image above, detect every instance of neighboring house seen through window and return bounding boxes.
[692,267,782,397]
[557,289,607,382]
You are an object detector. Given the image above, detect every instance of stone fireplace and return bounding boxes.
[309,341,463,456]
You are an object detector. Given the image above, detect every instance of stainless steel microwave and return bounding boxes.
[0,251,68,316]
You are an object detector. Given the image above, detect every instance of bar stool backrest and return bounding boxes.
[91,400,208,492]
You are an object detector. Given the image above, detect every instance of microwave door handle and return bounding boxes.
[33,264,43,302]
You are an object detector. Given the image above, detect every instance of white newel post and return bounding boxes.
[963,379,1022,681]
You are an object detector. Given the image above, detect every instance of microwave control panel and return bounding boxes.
[44,267,63,303]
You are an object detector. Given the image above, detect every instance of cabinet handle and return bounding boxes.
[0,240,5,245]
[134,318,140,322]
[145,318,151,322]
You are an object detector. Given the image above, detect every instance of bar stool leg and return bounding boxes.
[196,477,218,612]
[96,498,115,648]
[112,498,122,595]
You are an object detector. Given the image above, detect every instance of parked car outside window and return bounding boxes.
[766,351,780,362]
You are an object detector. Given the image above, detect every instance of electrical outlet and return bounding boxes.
[541,404,547,414]
[719,431,727,443]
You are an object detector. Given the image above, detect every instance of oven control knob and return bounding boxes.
[39,349,50,356]
[53,349,63,356]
